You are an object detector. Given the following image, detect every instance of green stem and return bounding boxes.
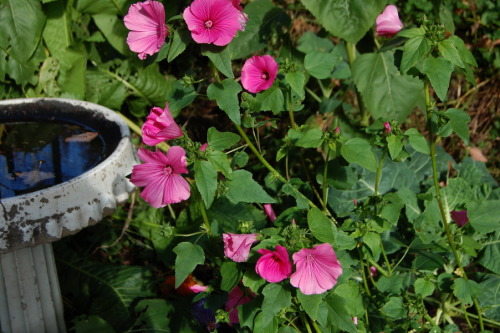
[305,87,322,103]
[374,152,385,195]
[424,80,484,331]
[289,86,299,130]
[199,199,212,236]
[346,42,369,126]
[358,247,372,297]
[300,312,313,333]
[322,145,330,214]
[367,258,390,277]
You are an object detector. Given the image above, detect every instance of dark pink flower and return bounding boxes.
[370,266,377,277]
[124,1,168,60]
[189,284,209,293]
[451,210,469,227]
[376,5,403,38]
[141,103,183,146]
[225,285,253,324]
[241,55,278,93]
[290,243,343,295]
[199,143,208,151]
[183,0,243,46]
[223,233,258,262]
[131,147,190,208]
[263,204,277,222]
[383,122,392,133]
[255,245,292,283]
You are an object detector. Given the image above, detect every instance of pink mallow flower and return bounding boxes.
[130,147,190,208]
[225,285,253,324]
[124,1,168,60]
[231,0,248,31]
[290,243,343,295]
[263,204,277,222]
[141,103,183,146]
[383,122,392,133]
[183,0,243,46]
[241,55,278,93]
[223,233,258,262]
[376,5,403,38]
[451,210,469,227]
[255,245,292,283]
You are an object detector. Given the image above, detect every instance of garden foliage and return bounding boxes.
[0,0,499,332]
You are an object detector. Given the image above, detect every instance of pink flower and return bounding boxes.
[141,103,183,146]
[231,0,248,31]
[290,243,343,295]
[376,5,403,38]
[183,0,243,46]
[451,210,469,227]
[124,1,168,60]
[222,233,258,262]
[370,266,377,277]
[263,204,277,222]
[240,55,278,93]
[383,122,392,133]
[130,147,190,208]
[255,245,292,283]
[225,285,253,324]
[189,284,209,293]
[199,143,208,151]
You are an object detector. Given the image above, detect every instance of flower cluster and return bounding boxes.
[222,233,342,296]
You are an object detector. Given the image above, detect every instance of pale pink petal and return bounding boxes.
[140,174,169,208]
[163,174,191,204]
[223,233,258,262]
[376,5,403,37]
[263,204,277,222]
[189,284,208,293]
[166,146,189,174]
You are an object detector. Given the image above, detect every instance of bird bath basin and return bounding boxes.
[0,98,137,333]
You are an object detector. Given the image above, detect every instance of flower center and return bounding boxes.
[204,20,213,29]
[305,254,316,263]
[164,165,173,176]
[261,72,269,80]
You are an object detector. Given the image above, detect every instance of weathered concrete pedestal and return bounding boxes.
[0,98,138,333]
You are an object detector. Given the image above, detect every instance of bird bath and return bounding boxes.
[0,98,137,333]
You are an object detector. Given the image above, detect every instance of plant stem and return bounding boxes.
[345,42,369,126]
[300,312,313,333]
[322,145,330,214]
[199,199,212,236]
[374,152,385,195]
[358,247,372,296]
[424,80,484,331]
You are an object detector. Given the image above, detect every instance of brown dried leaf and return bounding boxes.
[65,132,99,143]
[469,147,488,162]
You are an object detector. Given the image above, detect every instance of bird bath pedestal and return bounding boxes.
[0,98,137,333]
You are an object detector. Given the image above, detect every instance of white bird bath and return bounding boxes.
[0,98,137,333]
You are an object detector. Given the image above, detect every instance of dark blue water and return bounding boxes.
[0,121,105,199]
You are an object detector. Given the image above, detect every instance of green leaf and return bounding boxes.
[164,79,196,117]
[220,261,242,292]
[325,295,357,333]
[242,269,266,294]
[414,278,435,298]
[352,52,424,122]
[478,275,500,321]
[257,85,285,114]
[297,31,334,53]
[479,233,500,274]
[201,45,234,78]
[387,134,404,160]
[173,242,205,288]
[468,200,500,234]
[363,232,381,259]
[333,282,364,317]
[207,127,241,150]
[444,108,471,145]
[261,284,291,325]
[0,0,45,62]
[439,4,455,34]
[207,198,267,233]
[438,38,465,68]
[299,0,386,44]
[304,52,338,79]
[194,160,218,209]
[254,311,278,333]
[207,79,242,125]
[134,299,171,332]
[381,297,406,319]
[72,315,116,333]
[341,138,377,172]
[207,150,232,177]
[308,207,336,244]
[405,128,430,154]
[285,71,305,99]
[422,57,454,101]
[93,14,128,55]
[168,28,191,62]
[225,170,275,204]
[85,69,127,110]
[452,278,482,305]
[297,291,322,321]
[296,128,324,148]
[76,0,128,14]
[397,27,425,38]
[400,36,431,73]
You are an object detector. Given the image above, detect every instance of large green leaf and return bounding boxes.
[299,0,385,43]
[225,170,275,204]
[0,0,45,62]
[308,207,336,244]
[478,274,500,321]
[352,52,424,122]
[56,254,155,332]
[421,57,454,102]
[194,160,218,209]
[400,36,431,73]
[468,200,500,234]
[479,232,500,274]
[93,14,129,55]
[340,138,377,172]
[85,69,127,110]
[207,127,241,150]
[260,284,291,326]
[173,242,205,288]
[77,0,129,15]
[207,79,242,125]
[201,45,234,78]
